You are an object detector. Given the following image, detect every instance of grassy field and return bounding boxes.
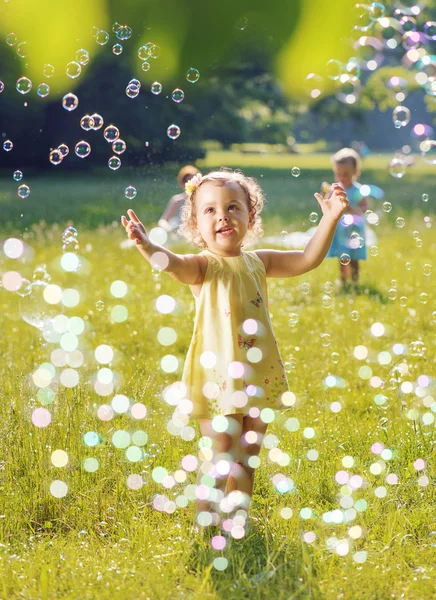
[0,154,435,599]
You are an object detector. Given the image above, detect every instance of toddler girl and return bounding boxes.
[121,168,348,536]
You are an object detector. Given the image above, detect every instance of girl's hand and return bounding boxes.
[314,183,349,222]
[121,209,150,248]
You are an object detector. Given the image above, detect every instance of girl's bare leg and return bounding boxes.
[224,414,268,514]
[340,261,350,283]
[350,259,359,283]
[195,415,243,523]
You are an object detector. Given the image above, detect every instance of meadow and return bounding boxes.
[0,153,435,599]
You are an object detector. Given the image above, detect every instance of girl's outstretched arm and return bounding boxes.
[121,208,203,285]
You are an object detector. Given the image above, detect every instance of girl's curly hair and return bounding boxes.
[176,167,266,249]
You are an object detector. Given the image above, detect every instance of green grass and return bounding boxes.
[0,155,435,599]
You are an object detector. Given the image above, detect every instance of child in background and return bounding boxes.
[323,148,369,287]
[158,165,201,234]
[121,168,349,536]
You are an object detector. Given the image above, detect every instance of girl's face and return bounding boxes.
[194,181,252,256]
[333,163,359,189]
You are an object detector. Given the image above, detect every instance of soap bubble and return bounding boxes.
[62,227,78,244]
[66,61,81,79]
[58,144,69,157]
[37,83,50,98]
[235,16,248,30]
[186,68,200,83]
[309,212,318,223]
[49,149,63,165]
[424,21,436,41]
[62,93,79,111]
[345,58,361,78]
[421,139,436,165]
[172,88,184,103]
[96,30,109,45]
[108,156,121,170]
[382,201,392,212]
[125,186,137,200]
[91,114,104,130]
[13,170,23,181]
[116,25,132,41]
[18,184,30,198]
[129,79,141,88]
[340,253,351,265]
[74,141,91,158]
[43,64,55,78]
[16,42,28,58]
[112,139,126,154]
[291,167,301,177]
[369,2,385,20]
[389,156,406,178]
[113,44,123,55]
[80,115,95,131]
[422,193,429,202]
[151,81,162,95]
[16,77,32,94]
[3,140,13,152]
[75,49,90,65]
[96,300,105,311]
[395,217,405,228]
[138,44,153,60]
[392,105,410,127]
[104,125,120,142]
[326,59,344,80]
[0,81,4,93]
[148,44,160,58]
[19,280,58,329]
[167,124,181,140]
[6,32,18,46]
[141,61,150,72]
[126,84,140,98]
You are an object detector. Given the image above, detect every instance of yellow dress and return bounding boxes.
[180,248,290,419]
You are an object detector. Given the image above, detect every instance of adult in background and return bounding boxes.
[158,165,201,235]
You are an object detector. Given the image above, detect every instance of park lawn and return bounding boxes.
[0,157,435,599]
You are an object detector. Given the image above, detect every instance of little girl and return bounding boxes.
[121,168,348,536]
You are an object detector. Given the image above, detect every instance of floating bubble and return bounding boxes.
[392,105,410,127]
[309,212,318,223]
[424,21,436,41]
[167,124,181,140]
[62,93,79,111]
[326,59,344,80]
[141,61,150,72]
[369,2,385,20]
[16,77,32,94]
[336,77,361,104]
[16,42,28,58]
[354,35,384,70]
[6,32,18,46]
[19,280,58,329]
[43,64,55,78]
[291,167,301,177]
[104,125,120,142]
[58,144,69,157]
[74,141,91,158]
[345,57,361,78]
[138,44,152,60]
[112,139,126,154]
[108,156,121,170]
[383,201,392,212]
[78,114,94,132]
[151,81,162,95]
[116,25,132,40]
[37,83,50,98]
[186,67,200,83]
[172,88,184,103]
[340,253,351,265]
[66,61,81,79]
[91,113,104,130]
[389,156,406,178]
[62,227,78,244]
[396,217,405,228]
[421,139,436,165]
[13,170,23,181]
[422,193,429,202]
[113,43,123,55]
[75,49,90,65]
[126,84,139,98]
[125,186,137,200]
[148,44,160,59]
[18,184,30,198]
[49,149,63,165]
[0,81,4,93]
[3,140,13,152]
[96,300,105,311]
[96,30,109,45]
[235,16,248,30]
